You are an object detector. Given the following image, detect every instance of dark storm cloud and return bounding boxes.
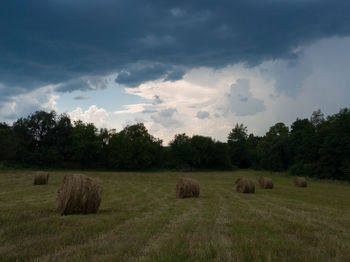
[55,76,109,93]
[115,63,185,87]
[1,0,350,97]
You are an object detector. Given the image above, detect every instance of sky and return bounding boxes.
[1,0,350,144]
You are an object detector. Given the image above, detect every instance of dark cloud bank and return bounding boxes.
[1,0,350,99]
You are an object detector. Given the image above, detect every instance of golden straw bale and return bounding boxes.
[34,171,49,185]
[258,177,274,189]
[56,174,102,215]
[235,177,255,193]
[176,178,200,198]
[294,177,307,187]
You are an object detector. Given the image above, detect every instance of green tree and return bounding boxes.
[70,120,102,167]
[12,117,36,164]
[289,118,320,177]
[258,122,291,171]
[169,133,193,169]
[228,124,250,167]
[310,109,325,127]
[318,108,350,180]
[190,135,216,168]
[212,141,232,170]
[0,123,17,162]
[246,134,261,168]
[107,123,163,169]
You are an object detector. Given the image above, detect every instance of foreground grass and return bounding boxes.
[1,170,350,262]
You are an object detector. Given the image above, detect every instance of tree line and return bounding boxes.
[0,108,349,180]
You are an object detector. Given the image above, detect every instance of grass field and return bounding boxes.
[1,170,350,262]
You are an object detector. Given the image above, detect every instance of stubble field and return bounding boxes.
[1,170,350,262]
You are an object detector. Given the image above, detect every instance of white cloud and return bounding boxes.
[151,108,181,127]
[226,79,266,116]
[110,36,350,144]
[69,105,109,128]
[0,85,59,121]
[114,103,153,115]
[196,111,210,119]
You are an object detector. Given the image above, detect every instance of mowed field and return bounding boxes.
[1,170,350,262]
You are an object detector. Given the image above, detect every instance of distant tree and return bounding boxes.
[70,120,102,167]
[288,118,320,177]
[107,123,163,169]
[49,114,74,165]
[212,141,233,170]
[0,123,17,162]
[290,118,318,164]
[246,134,261,168]
[27,111,56,142]
[2,107,350,180]
[12,117,34,164]
[228,124,250,167]
[310,109,325,127]
[190,135,216,168]
[169,133,193,169]
[170,134,232,170]
[317,108,350,180]
[97,128,110,167]
[258,122,291,171]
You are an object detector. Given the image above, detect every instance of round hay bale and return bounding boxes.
[235,177,243,184]
[34,171,49,185]
[176,178,200,198]
[56,174,102,215]
[258,177,274,189]
[236,178,255,193]
[294,177,307,187]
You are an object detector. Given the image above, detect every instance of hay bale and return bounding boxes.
[56,174,102,215]
[235,177,255,193]
[34,171,49,185]
[258,177,274,189]
[176,178,200,198]
[235,177,243,184]
[294,177,307,187]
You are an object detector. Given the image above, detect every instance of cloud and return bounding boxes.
[1,0,350,102]
[259,36,350,97]
[114,103,153,115]
[73,95,90,100]
[152,95,163,105]
[196,111,210,119]
[98,37,350,143]
[115,63,185,87]
[226,79,266,116]
[56,76,109,93]
[150,108,181,127]
[68,105,109,128]
[158,108,177,118]
[99,36,350,144]
[142,109,158,114]
[0,85,58,121]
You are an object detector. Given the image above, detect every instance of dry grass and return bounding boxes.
[1,170,350,261]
